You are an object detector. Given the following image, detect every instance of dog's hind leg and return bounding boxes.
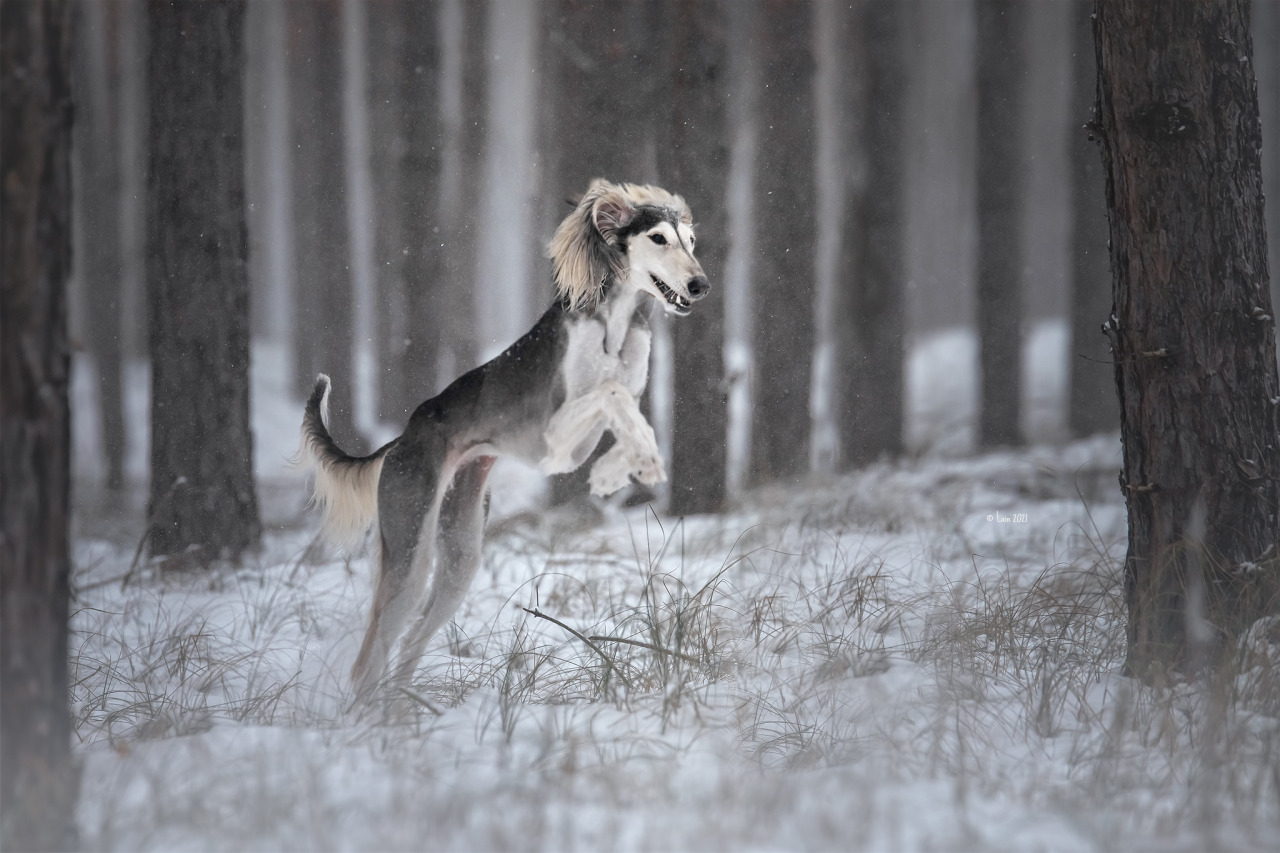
[389,455,496,688]
[350,435,449,699]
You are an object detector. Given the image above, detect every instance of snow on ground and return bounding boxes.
[65,334,1280,851]
[68,436,1280,851]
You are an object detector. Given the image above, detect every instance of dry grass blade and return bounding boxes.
[397,687,443,716]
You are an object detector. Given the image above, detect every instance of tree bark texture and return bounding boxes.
[975,0,1027,448]
[663,0,730,515]
[0,1,82,848]
[749,0,817,484]
[147,0,261,560]
[1094,0,1280,674]
[1255,0,1280,336]
[288,0,363,452]
[837,0,906,469]
[73,0,127,488]
[1067,0,1119,438]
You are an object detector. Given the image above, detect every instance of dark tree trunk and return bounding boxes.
[368,0,411,422]
[288,0,363,452]
[367,0,412,423]
[1255,0,1280,334]
[542,0,653,212]
[1094,0,1280,676]
[147,0,261,560]
[663,0,730,515]
[0,1,81,849]
[116,0,148,364]
[249,0,295,349]
[393,0,444,411]
[243,0,268,341]
[750,0,817,484]
[438,0,486,376]
[73,0,126,488]
[975,0,1027,448]
[373,0,477,424]
[542,0,655,506]
[836,0,906,469]
[1067,0,1118,438]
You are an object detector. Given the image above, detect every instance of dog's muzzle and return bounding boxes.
[651,274,710,316]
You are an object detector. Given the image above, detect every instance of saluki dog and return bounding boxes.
[295,179,709,700]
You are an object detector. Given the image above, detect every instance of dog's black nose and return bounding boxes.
[687,276,710,300]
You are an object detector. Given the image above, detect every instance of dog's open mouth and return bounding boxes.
[650,275,692,316]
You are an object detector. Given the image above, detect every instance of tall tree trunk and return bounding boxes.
[394,0,444,410]
[664,0,730,515]
[368,0,411,422]
[438,0,485,375]
[750,0,817,484]
[371,0,481,425]
[1255,0,1280,339]
[116,0,148,364]
[244,0,294,348]
[340,0,378,439]
[288,0,363,452]
[542,0,653,214]
[1095,0,1280,676]
[1067,0,1118,438]
[369,0,446,422]
[261,0,295,352]
[542,0,654,506]
[836,0,906,469]
[0,2,81,849]
[73,0,126,488]
[975,0,1027,448]
[147,0,261,560]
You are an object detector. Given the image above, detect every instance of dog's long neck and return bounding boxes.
[589,268,643,357]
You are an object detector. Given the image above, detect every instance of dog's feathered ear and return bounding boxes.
[590,187,636,247]
[548,179,632,311]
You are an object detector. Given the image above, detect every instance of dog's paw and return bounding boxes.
[538,448,574,476]
[589,448,633,497]
[632,451,667,487]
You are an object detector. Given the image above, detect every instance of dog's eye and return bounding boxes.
[649,233,668,245]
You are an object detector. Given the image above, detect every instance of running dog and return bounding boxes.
[295,179,709,699]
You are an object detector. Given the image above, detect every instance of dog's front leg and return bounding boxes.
[539,388,610,476]
[587,395,665,497]
[540,380,666,495]
[589,439,665,496]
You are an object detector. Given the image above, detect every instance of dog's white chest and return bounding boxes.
[562,315,650,402]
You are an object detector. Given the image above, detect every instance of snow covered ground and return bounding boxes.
[66,334,1280,851]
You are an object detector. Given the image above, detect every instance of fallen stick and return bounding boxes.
[587,634,701,666]
[521,607,633,691]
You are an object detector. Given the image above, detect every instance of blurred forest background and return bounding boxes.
[10,3,1280,848]
[68,0,1280,520]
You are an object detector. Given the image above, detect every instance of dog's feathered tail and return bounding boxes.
[291,374,391,550]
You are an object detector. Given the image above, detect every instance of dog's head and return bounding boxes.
[549,179,709,316]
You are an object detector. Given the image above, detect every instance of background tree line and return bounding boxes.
[64,0,1280,534]
[4,0,1279,846]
